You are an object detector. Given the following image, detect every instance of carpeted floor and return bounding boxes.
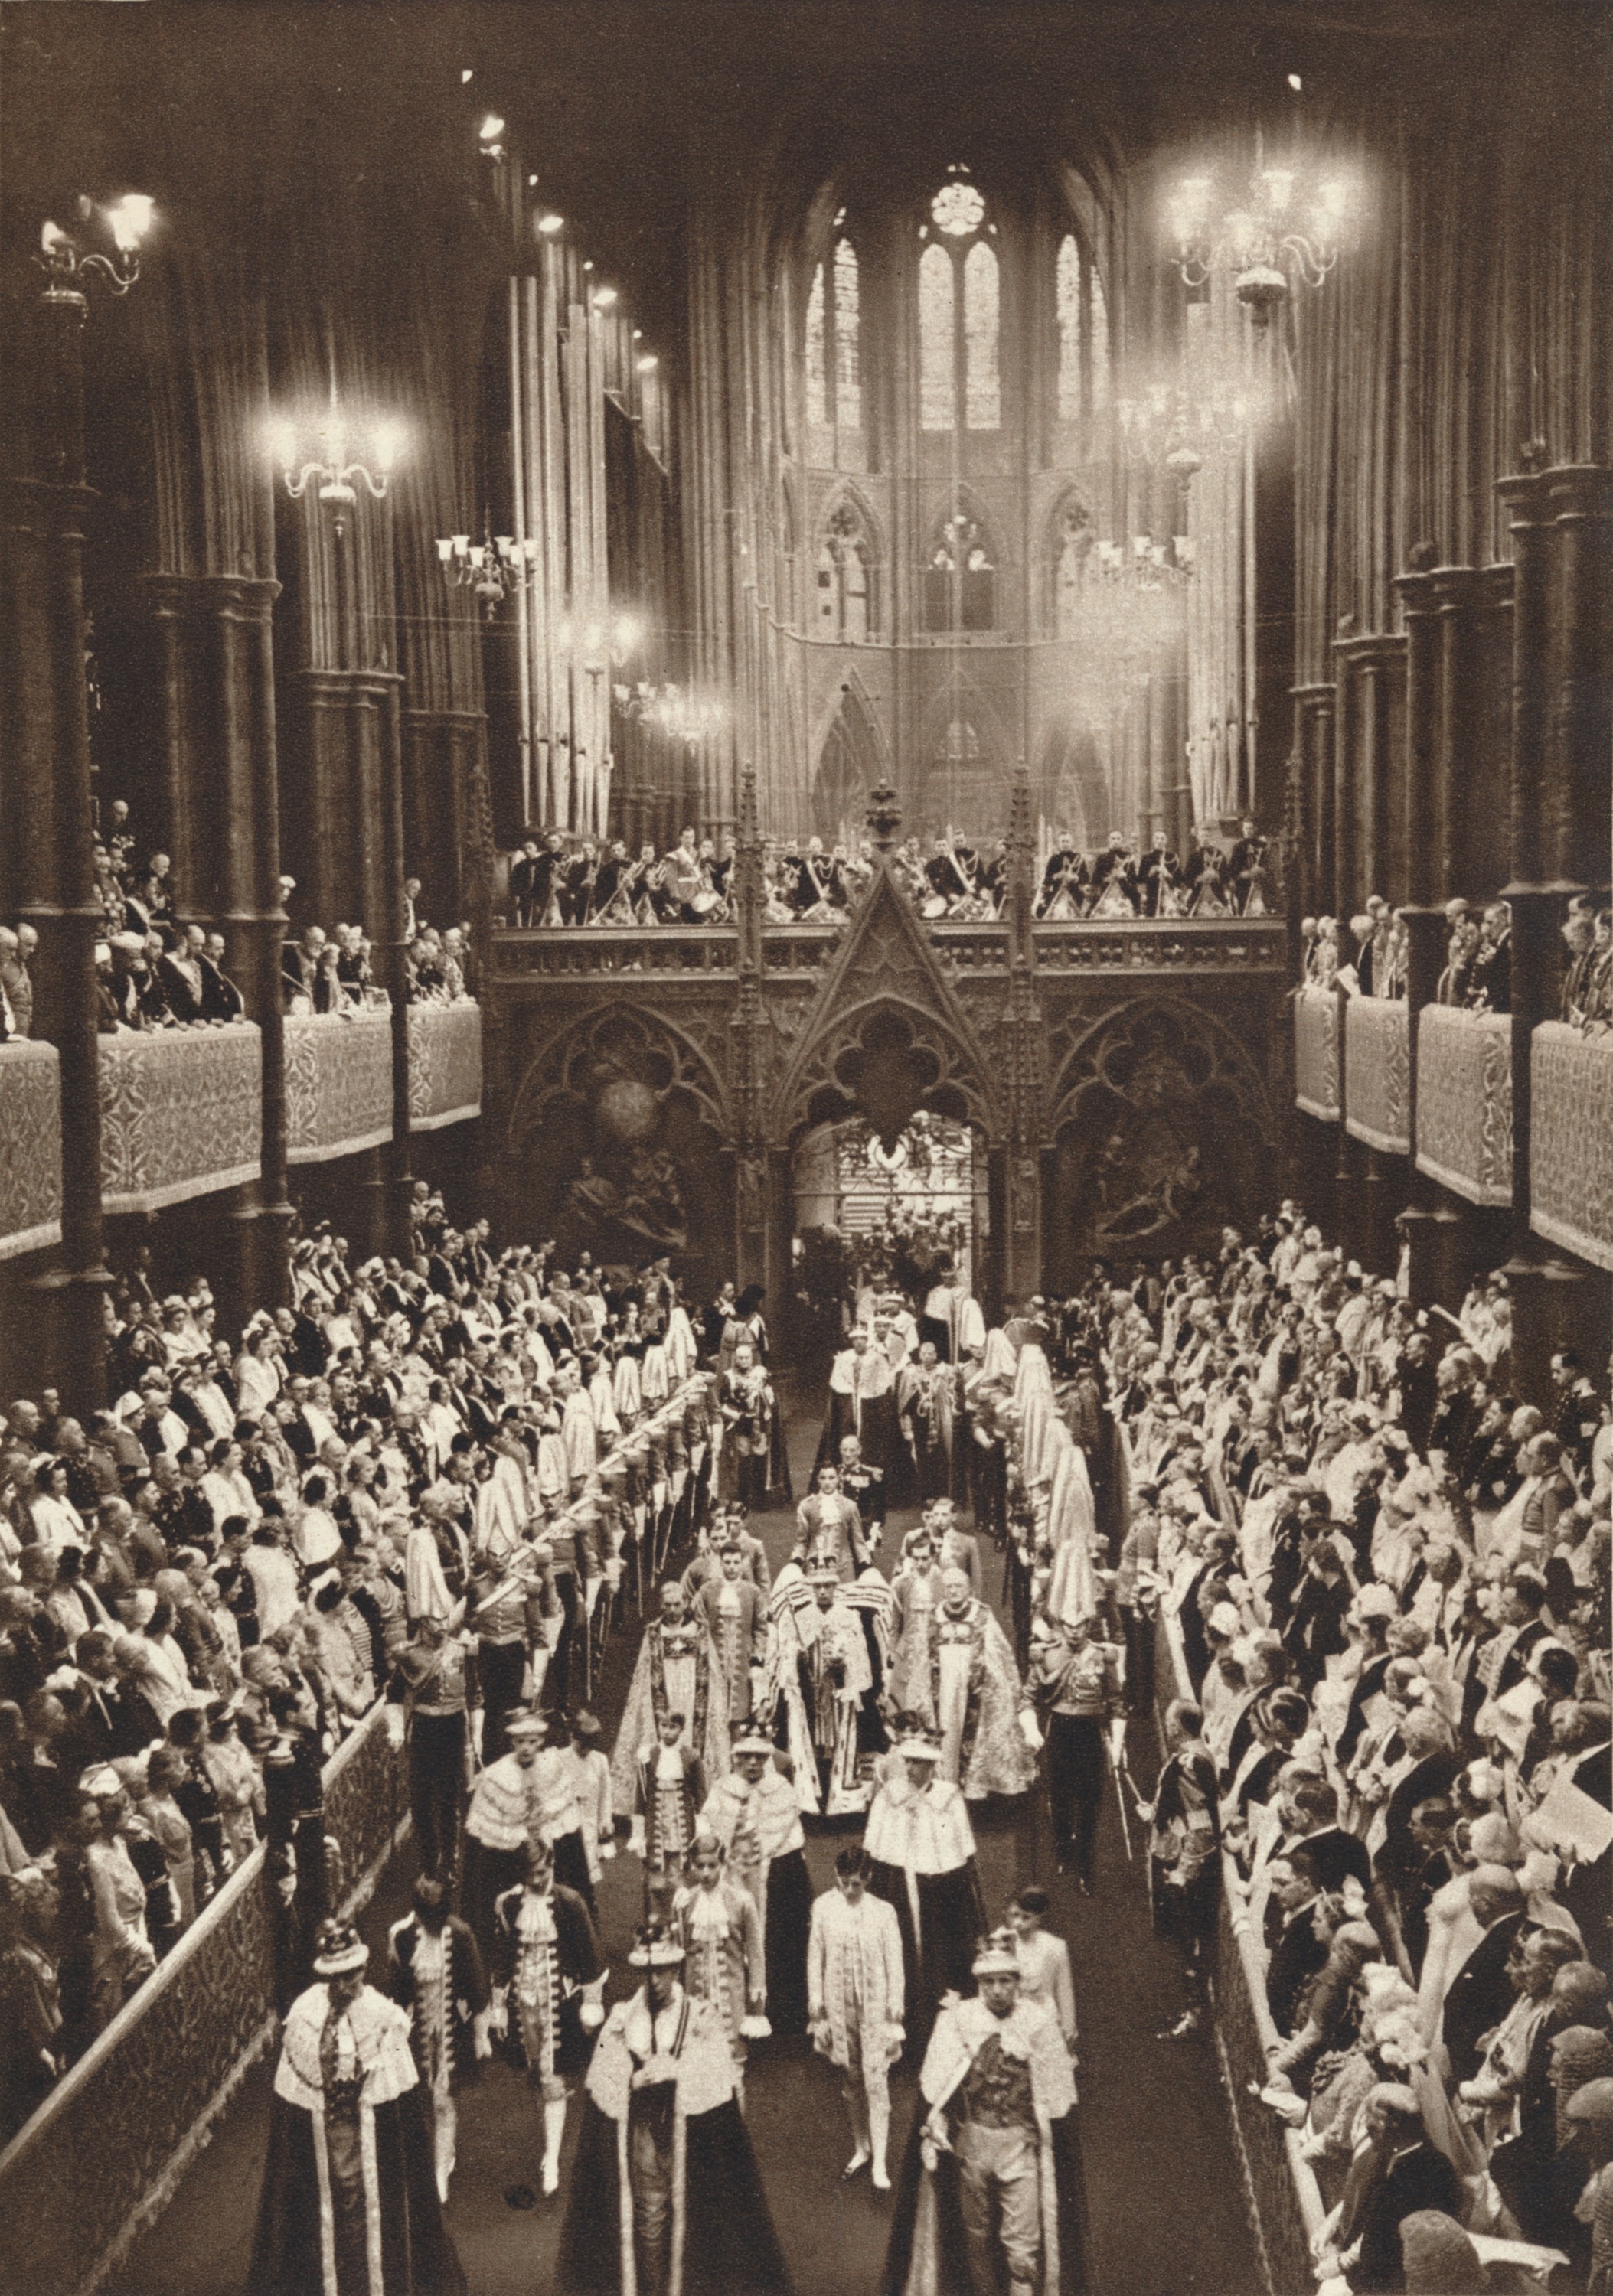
[114,1397,1260,2296]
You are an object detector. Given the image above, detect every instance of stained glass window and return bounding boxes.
[834,240,860,434]
[963,242,999,430]
[932,181,986,236]
[805,263,828,428]
[1056,235,1082,425]
[919,243,955,432]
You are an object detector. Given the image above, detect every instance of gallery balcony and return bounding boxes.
[0,1039,63,1260]
[98,1020,263,1215]
[492,913,1288,980]
[1293,984,1613,1274]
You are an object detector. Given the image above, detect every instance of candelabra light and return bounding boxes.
[558,614,642,680]
[1066,536,1192,725]
[1167,150,1352,323]
[1118,374,1261,480]
[438,527,537,615]
[269,391,403,511]
[37,194,155,308]
[612,680,723,743]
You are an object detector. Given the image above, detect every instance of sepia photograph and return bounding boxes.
[0,2,1608,2291]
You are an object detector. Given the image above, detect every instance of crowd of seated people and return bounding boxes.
[1301,894,1522,1016]
[504,815,1276,929]
[280,879,475,1014]
[1010,1209,1609,2291]
[0,1197,722,2140]
[1561,901,1613,1035]
[83,804,247,1035]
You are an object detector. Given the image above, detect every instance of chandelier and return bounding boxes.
[37,194,155,308]
[269,390,403,511]
[437,527,537,615]
[1066,537,1191,725]
[613,682,724,744]
[1166,148,1351,324]
[1117,373,1262,481]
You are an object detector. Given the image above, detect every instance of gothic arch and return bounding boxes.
[506,1003,735,1274]
[917,675,1014,833]
[1034,716,1107,850]
[767,866,1003,1146]
[814,484,882,643]
[509,1001,732,1152]
[923,484,1007,573]
[1044,996,1275,1283]
[810,668,888,837]
[1047,995,1274,1140]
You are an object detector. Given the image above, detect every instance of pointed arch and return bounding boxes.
[811,668,888,839]
[805,263,828,429]
[919,674,1013,832]
[919,242,955,433]
[962,241,1000,430]
[833,237,861,435]
[767,864,1003,1144]
[1047,994,1275,1142]
[1056,234,1083,426]
[1034,716,1107,850]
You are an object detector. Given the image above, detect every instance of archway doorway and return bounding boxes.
[789,1110,991,1368]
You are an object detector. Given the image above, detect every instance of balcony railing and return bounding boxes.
[98,1021,263,1215]
[284,1009,393,1165]
[1415,1003,1513,1206]
[408,1000,483,1130]
[0,1039,62,1259]
[494,915,1287,979]
[1292,983,1343,1121]
[1532,1023,1613,1270]
[1032,917,1285,972]
[1344,994,1410,1156]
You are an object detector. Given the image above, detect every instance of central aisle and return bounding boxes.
[116,1393,1259,2296]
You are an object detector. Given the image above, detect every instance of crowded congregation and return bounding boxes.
[2,5,1610,2294]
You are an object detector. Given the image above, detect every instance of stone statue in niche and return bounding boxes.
[556,1071,688,1256]
[514,1009,736,1287]
[1049,1005,1265,1291]
[736,1151,766,1231]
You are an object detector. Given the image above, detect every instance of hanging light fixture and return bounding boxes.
[269,380,403,510]
[437,525,537,615]
[36,193,155,308]
[1166,141,1352,324]
[1064,536,1192,726]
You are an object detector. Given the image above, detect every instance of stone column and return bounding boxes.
[1496,465,1589,1403]
[143,572,292,1317]
[1295,684,1332,918]
[1396,905,1450,1302]
[1394,555,1441,904]
[284,667,413,1257]
[1544,465,1613,885]
[1431,566,1502,899]
[400,706,486,933]
[1314,684,1341,918]
[1333,634,1401,911]
[0,285,111,1404]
